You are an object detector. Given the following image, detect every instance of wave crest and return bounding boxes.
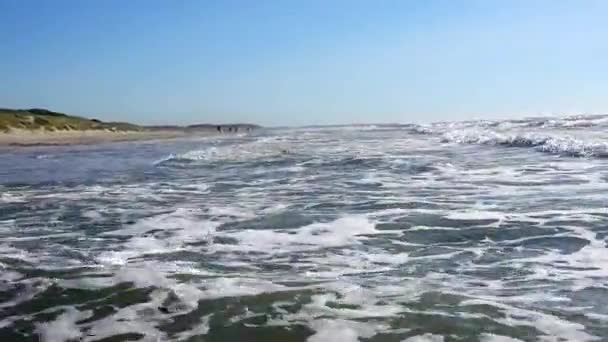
[441,130,608,158]
[155,138,292,166]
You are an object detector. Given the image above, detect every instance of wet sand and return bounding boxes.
[0,129,211,146]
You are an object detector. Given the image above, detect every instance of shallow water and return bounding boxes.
[1,116,608,341]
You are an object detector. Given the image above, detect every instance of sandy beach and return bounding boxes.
[0,129,211,146]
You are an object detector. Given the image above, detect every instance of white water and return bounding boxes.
[1,115,608,341]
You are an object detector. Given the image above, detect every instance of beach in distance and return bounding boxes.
[0,108,260,146]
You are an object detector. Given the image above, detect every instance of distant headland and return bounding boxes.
[0,108,261,146]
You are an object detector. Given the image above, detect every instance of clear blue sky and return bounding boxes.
[1,0,606,126]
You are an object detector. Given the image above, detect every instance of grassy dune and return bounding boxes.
[0,108,142,133]
[0,108,262,147]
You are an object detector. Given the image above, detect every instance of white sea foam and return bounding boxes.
[0,269,22,282]
[461,299,600,341]
[83,291,167,341]
[412,115,608,136]
[301,287,402,319]
[479,334,524,342]
[401,333,445,342]
[308,319,381,342]
[175,314,212,341]
[444,210,506,221]
[81,209,103,221]
[0,192,25,203]
[441,129,608,158]
[36,307,90,342]
[224,215,378,253]
[156,137,292,164]
[97,208,217,265]
[197,277,290,299]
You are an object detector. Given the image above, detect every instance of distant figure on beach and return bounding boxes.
[216,126,221,133]
[228,127,233,132]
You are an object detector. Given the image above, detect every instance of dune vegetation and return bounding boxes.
[0,108,142,133]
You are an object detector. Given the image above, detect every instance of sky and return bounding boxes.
[0,0,607,126]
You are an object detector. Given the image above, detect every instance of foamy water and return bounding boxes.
[1,116,608,341]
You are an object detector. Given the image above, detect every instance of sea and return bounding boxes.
[1,115,608,342]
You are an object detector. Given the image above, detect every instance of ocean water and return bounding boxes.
[1,115,608,342]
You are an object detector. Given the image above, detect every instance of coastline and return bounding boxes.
[0,108,261,147]
[0,129,212,147]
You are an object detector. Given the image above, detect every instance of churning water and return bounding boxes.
[1,115,608,341]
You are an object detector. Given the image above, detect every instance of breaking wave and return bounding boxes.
[411,114,608,135]
[155,137,293,165]
[441,130,608,158]
[407,114,608,158]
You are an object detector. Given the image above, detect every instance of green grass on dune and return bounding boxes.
[0,108,143,133]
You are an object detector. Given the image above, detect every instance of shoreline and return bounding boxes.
[0,129,217,147]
